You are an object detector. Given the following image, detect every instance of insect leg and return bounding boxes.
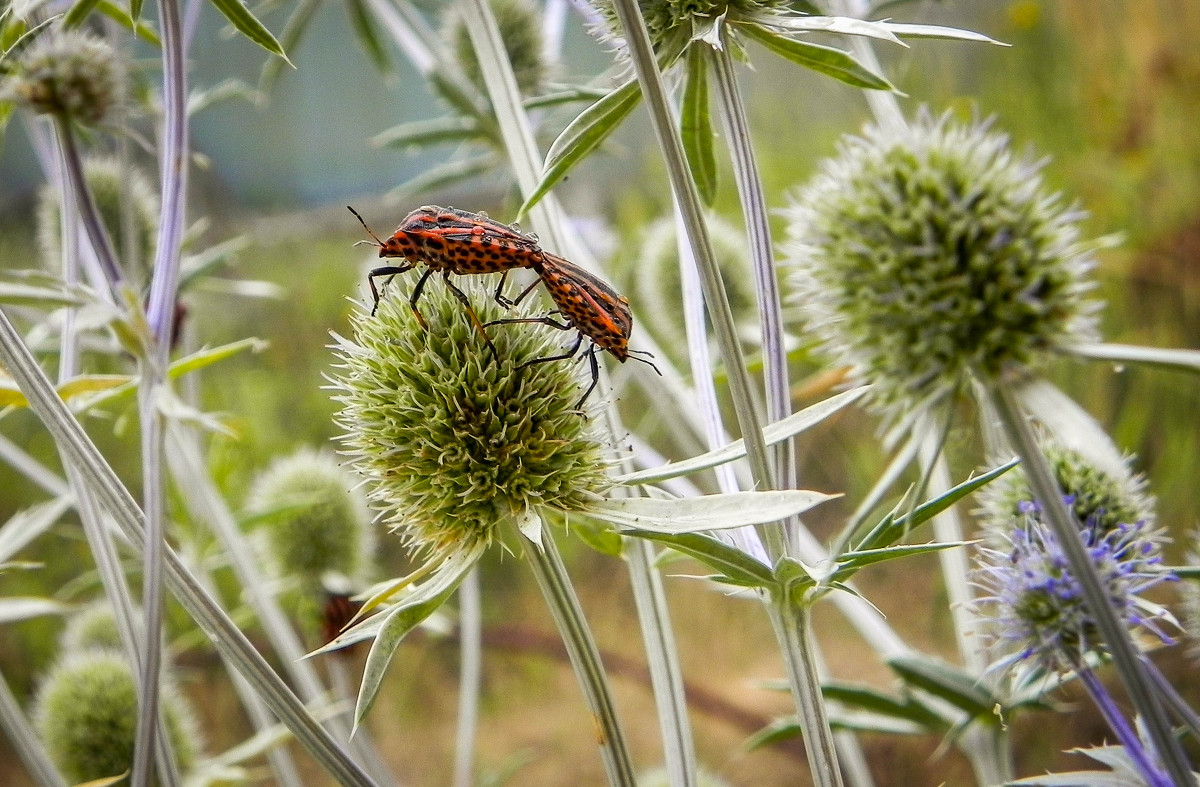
[406,267,436,328]
[572,343,602,411]
[369,262,416,315]
[440,272,499,360]
[505,276,543,308]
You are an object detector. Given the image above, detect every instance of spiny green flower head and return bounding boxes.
[591,0,790,55]
[37,155,159,277]
[60,601,125,653]
[329,279,610,558]
[35,650,199,783]
[445,0,548,97]
[247,448,375,586]
[972,504,1174,676]
[5,30,120,125]
[784,113,1102,416]
[976,441,1154,541]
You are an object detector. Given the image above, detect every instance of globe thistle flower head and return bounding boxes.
[445,0,548,97]
[35,650,199,783]
[37,155,159,278]
[329,279,610,559]
[973,502,1174,676]
[977,440,1154,542]
[246,448,375,587]
[591,0,790,56]
[5,30,120,125]
[784,113,1102,417]
[60,601,126,653]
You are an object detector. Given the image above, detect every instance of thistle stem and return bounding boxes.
[989,382,1192,784]
[768,598,843,787]
[522,529,636,785]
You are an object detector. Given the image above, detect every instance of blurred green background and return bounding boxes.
[1,1,1198,784]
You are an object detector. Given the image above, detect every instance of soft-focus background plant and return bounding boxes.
[0,1,1197,785]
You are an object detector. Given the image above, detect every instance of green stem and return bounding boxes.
[768,599,843,787]
[522,530,636,786]
[453,568,483,787]
[989,382,1192,784]
[610,0,783,562]
[626,540,697,785]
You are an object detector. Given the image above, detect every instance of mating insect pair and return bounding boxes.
[348,205,660,406]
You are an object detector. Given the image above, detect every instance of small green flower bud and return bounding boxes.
[592,0,789,55]
[60,601,125,653]
[329,280,610,557]
[784,113,1101,415]
[246,448,375,586]
[6,30,120,125]
[35,650,199,783]
[37,155,159,276]
[445,0,548,97]
[977,441,1153,539]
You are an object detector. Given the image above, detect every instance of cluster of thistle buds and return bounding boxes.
[349,204,660,407]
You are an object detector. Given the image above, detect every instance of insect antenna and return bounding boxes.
[347,205,386,248]
[627,348,662,376]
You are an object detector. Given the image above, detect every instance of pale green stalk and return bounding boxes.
[608,0,782,558]
[625,540,696,786]
[989,382,1192,784]
[0,668,64,787]
[461,3,695,780]
[453,569,482,787]
[522,530,636,786]
[608,4,849,783]
[55,145,181,787]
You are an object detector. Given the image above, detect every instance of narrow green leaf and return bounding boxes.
[822,681,944,730]
[129,0,143,25]
[587,490,835,534]
[344,0,392,74]
[744,716,801,750]
[167,337,267,379]
[1065,342,1200,374]
[854,459,1018,552]
[0,597,70,623]
[371,116,482,149]
[830,541,967,582]
[1006,772,1136,786]
[887,654,998,719]
[0,14,59,71]
[64,0,103,28]
[353,549,481,727]
[618,387,868,485]
[96,0,159,46]
[620,530,775,588]
[259,0,320,94]
[736,23,893,90]
[522,86,610,110]
[517,78,642,219]
[879,22,1008,46]
[0,497,73,564]
[208,0,288,60]
[681,46,717,206]
[385,155,497,203]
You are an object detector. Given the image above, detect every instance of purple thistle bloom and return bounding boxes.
[973,500,1175,676]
